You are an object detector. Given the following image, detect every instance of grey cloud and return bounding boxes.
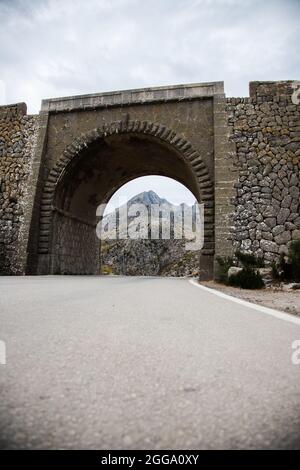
[0,0,299,113]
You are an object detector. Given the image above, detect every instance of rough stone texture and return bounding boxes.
[0,81,299,277]
[100,191,200,277]
[0,104,38,274]
[227,81,300,265]
[27,82,221,279]
[258,267,273,286]
[51,211,98,275]
[228,266,243,278]
[101,239,200,277]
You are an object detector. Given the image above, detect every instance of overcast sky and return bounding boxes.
[104,176,197,214]
[0,0,299,204]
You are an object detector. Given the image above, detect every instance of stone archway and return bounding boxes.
[35,119,214,277]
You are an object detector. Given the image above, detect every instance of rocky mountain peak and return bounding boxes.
[127,190,169,207]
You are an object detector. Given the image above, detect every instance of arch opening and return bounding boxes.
[100,176,199,277]
[36,122,215,278]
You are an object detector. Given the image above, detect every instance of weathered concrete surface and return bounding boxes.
[0,276,300,449]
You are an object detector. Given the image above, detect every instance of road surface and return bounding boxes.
[0,275,300,449]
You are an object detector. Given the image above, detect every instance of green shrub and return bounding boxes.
[216,251,265,287]
[275,239,300,282]
[235,250,265,268]
[228,267,265,289]
[216,256,235,284]
[288,239,300,281]
[271,260,280,281]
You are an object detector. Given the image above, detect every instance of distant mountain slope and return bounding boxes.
[100,191,200,277]
[128,189,168,206]
[101,190,196,240]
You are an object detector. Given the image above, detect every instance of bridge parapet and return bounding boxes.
[0,80,299,276]
[41,81,224,113]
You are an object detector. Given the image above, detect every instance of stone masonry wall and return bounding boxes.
[50,211,98,275]
[226,81,300,263]
[0,103,38,274]
[0,81,299,275]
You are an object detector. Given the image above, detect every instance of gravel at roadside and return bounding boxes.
[201,281,300,317]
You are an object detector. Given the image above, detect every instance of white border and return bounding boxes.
[189,279,300,327]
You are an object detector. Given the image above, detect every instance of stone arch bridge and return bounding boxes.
[0,80,299,278]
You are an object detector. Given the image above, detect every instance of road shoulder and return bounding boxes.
[189,278,300,326]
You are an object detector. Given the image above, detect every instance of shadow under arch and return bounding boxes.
[34,119,214,278]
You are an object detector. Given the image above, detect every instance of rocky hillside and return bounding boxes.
[100,191,200,277]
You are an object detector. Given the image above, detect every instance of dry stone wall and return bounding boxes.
[0,81,299,276]
[226,81,300,263]
[0,103,38,274]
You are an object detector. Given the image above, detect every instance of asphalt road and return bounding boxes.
[0,275,300,449]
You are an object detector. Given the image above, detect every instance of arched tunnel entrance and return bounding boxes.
[99,176,199,277]
[35,121,215,278]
